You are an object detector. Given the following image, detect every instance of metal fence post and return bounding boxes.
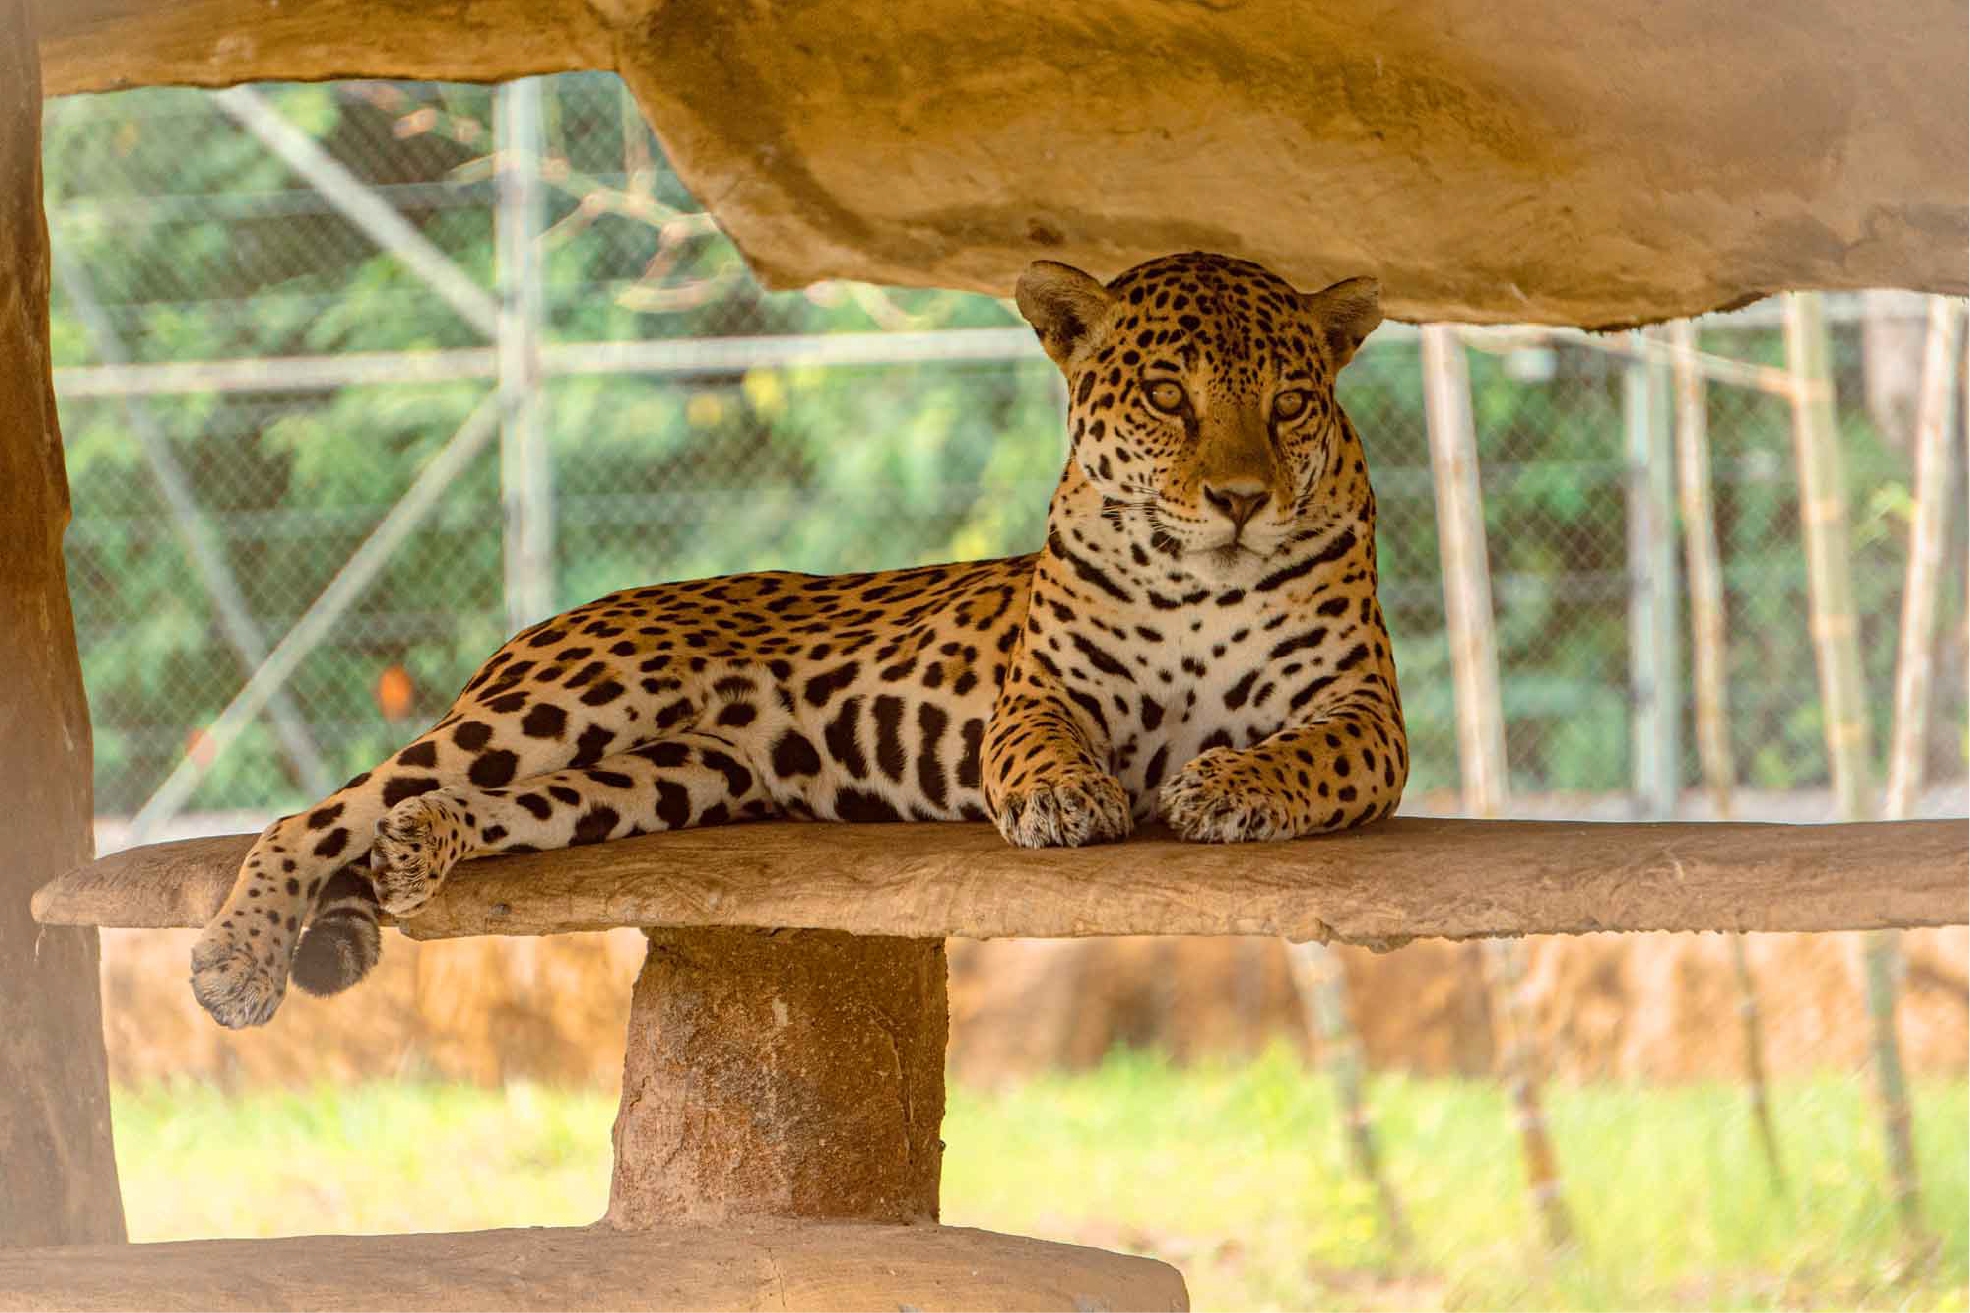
[497,76,555,634]
[1625,338,1680,817]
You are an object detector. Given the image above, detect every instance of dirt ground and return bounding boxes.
[99,924,1966,1089]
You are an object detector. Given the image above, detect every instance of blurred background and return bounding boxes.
[49,75,1968,1311]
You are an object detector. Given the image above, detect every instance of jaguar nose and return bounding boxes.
[1202,483,1271,531]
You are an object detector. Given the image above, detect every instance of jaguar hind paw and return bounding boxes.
[189,929,287,1029]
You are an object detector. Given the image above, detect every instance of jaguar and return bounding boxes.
[190,250,1408,1028]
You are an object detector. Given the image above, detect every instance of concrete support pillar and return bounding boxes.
[607,928,946,1229]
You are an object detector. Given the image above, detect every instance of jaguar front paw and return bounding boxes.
[1158,747,1300,843]
[993,769,1133,848]
[370,792,472,914]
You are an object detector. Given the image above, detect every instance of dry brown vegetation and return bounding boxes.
[100,926,1967,1089]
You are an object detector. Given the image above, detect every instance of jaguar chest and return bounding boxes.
[1043,599,1345,808]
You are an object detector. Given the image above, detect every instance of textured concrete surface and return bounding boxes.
[606,928,946,1228]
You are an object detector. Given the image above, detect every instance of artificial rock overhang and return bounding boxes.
[35,0,1970,326]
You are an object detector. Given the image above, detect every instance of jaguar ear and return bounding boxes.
[1300,276,1382,370]
[1016,261,1114,371]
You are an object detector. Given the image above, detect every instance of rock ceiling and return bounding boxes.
[36,0,1968,324]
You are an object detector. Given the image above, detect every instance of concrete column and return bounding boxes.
[607,928,946,1228]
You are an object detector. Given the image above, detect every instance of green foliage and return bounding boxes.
[110,1061,1970,1310]
[944,1048,1968,1311]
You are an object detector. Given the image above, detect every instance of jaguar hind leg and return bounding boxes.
[289,865,382,997]
[189,814,358,1028]
[191,689,647,1027]
[368,730,775,913]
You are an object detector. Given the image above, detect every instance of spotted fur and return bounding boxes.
[190,251,1408,1028]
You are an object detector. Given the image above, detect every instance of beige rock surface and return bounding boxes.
[34,0,1967,325]
[0,0,125,1249]
[0,1223,1189,1312]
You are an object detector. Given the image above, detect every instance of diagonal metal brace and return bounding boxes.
[214,86,501,340]
[52,243,333,799]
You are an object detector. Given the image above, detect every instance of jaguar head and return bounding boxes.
[1018,250,1381,587]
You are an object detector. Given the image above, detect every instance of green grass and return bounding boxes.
[112,1049,1967,1311]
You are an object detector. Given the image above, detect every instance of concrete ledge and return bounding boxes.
[0,1222,1188,1312]
[31,817,1969,946]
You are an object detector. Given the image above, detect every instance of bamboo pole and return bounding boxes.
[1421,325,1575,1251]
[1668,322,1731,821]
[1860,934,1919,1233]
[1479,934,1574,1245]
[1286,942,1413,1254]
[1726,941,1783,1184]
[1666,320,1786,1190]
[1421,327,1508,806]
[1782,294,1873,818]
[1883,298,1963,818]
[1783,291,1924,1239]
[1869,297,1962,1238]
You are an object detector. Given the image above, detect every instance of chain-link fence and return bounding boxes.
[44,73,1968,836]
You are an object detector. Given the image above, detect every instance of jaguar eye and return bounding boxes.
[1273,389,1309,421]
[1145,380,1187,415]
